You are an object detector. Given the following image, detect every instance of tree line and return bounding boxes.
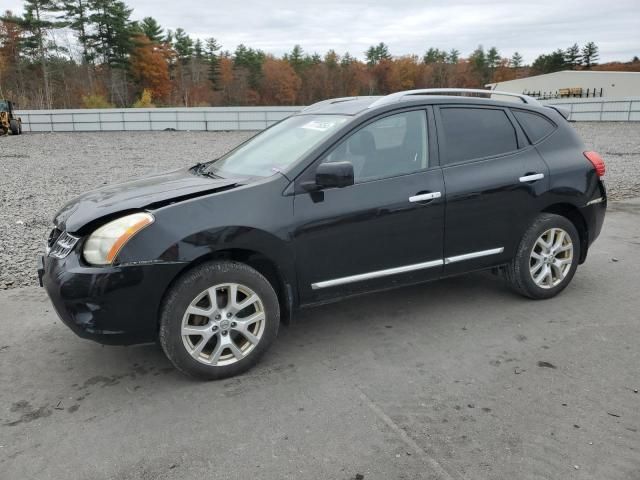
[0,0,638,109]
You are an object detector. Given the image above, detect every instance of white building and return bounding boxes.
[487,70,640,98]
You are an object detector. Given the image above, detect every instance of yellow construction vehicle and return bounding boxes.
[0,100,23,135]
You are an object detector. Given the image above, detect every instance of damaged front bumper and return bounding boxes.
[39,251,187,345]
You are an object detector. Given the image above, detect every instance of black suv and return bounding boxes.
[40,89,607,379]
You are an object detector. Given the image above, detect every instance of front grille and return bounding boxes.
[48,231,79,259]
[47,227,62,249]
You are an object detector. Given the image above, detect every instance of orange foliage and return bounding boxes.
[0,13,22,72]
[592,62,640,72]
[260,57,301,105]
[130,34,172,102]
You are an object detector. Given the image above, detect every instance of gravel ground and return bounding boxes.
[0,122,638,289]
[2,199,640,480]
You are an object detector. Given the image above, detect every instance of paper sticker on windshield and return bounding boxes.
[300,119,345,132]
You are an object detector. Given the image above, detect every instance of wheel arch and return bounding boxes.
[541,203,588,263]
[158,247,295,332]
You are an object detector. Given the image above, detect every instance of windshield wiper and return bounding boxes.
[192,162,223,178]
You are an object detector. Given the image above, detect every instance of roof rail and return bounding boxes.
[301,96,362,113]
[368,88,542,108]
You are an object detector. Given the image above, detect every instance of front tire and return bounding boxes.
[159,261,280,380]
[504,213,580,299]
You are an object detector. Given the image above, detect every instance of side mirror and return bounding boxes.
[307,161,354,190]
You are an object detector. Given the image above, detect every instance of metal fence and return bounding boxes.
[15,98,640,132]
[525,88,604,100]
[540,97,640,121]
[15,106,303,133]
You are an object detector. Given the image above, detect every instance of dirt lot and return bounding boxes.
[1,199,639,480]
[0,122,639,289]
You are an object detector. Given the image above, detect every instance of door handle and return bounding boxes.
[519,173,544,183]
[409,191,442,203]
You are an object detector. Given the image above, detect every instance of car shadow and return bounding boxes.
[52,271,515,388]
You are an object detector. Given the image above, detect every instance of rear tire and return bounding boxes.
[159,261,280,380]
[9,119,20,135]
[504,213,580,299]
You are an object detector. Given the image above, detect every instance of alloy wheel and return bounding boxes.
[529,228,574,289]
[181,283,266,366]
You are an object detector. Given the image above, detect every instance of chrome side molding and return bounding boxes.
[311,247,504,289]
[586,197,604,206]
[311,259,443,290]
[519,173,544,183]
[444,247,504,264]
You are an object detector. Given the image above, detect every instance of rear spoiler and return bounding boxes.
[545,105,571,121]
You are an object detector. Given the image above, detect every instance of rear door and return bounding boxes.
[293,108,445,304]
[435,105,549,275]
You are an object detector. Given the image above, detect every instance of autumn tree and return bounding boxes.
[260,57,300,105]
[130,34,171,101]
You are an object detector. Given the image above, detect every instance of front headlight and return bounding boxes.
[83,212,154,265]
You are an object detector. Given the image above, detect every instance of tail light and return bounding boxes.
[584,151,605,177]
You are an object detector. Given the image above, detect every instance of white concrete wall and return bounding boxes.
[489,71,640,98]
[15,106,302,133]
[541,97,640,121]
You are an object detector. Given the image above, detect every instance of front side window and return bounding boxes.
[322,110,428,183]
[440,107,518,164]
[206,114,349,177]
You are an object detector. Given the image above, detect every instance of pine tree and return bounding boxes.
[469,45,489,84]
[194,38,203,59]
[285,44,305,73]
[510,52,523,68]
[423,47,446,64]
[581,42,599,69]
[340,52,354,66]
[60,0,93,63]
[532,49,566,74]
[173,28,193,62]
[234,44,265,89]
[487,47,500,71]
[205,37,220,89]
[447,49,460,64]
[139,17,163,43]
[11,0,63,108]
[564,43,581,69]
[88,0,134,105]
[365,42,391,66]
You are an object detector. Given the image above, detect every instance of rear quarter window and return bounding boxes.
[439,107,518,164]
[512,110,556,144]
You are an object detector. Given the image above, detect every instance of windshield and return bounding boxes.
[205,114,349,177]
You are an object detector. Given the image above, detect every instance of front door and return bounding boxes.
[292,109,445,304]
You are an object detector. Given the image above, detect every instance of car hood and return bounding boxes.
[55,167,243,232]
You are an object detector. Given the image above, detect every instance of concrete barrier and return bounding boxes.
[16,98,639,132]
[15,106,303,133]
[540,97,640,121]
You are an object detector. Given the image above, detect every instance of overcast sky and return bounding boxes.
[7,0,640,62]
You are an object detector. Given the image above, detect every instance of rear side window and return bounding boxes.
[513,110,556,143]
[439,107,518,164]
